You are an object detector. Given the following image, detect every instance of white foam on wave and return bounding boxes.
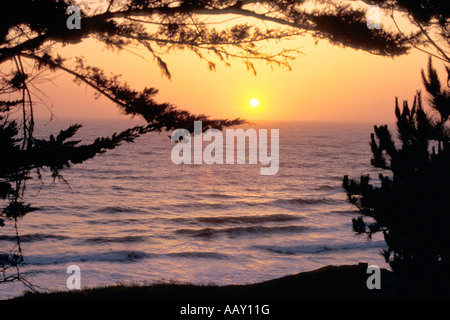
[254,240,386,255]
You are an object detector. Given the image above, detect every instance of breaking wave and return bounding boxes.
[175,225,309,238]
[0,233,70,242]
[171,214,303,225]
[254,240,386,255]
[23,250,230,265]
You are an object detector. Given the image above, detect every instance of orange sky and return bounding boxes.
[23,18,448,125]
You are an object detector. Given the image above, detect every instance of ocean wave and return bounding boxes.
[23,250,153,265]
[23,250,230,266]
[195,214,303,224]
[0,233,70,242]
[175,225,309,238]
[86,218,140,225]
[325,209,360,215]
[139,151,155,155]
[111,185,126,191]
[80,235,148,244]
[200,193,239,199]
[269,197,340,208]
[254,240,386,255]
[327,175,347,182]
[171,197,341,210]
[77,168,120,175]
[171,214,302,225]
[315,185,336,191]
[153,197,340,212]
[93,206,142,213]
[170,202,231,210]
[166,252,230,259]
[112,175,148,180]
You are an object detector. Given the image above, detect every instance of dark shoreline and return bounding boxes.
[11,263,440,301]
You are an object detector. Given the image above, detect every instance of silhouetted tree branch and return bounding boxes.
[355,0,449,63]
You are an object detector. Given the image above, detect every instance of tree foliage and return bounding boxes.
[360,0,449,64]
[343,58,450,292]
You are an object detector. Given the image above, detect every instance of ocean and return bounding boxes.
[0,119,390,299]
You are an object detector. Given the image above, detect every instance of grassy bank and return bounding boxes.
[13,264,404,300]
[13,263,450,300]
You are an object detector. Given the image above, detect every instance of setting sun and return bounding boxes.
[249,99,260,107]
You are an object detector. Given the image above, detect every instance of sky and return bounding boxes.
[21,14,448,125]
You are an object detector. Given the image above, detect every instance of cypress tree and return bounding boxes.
[344,58,450,295]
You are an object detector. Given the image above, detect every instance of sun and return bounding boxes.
[249,99,260,107]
